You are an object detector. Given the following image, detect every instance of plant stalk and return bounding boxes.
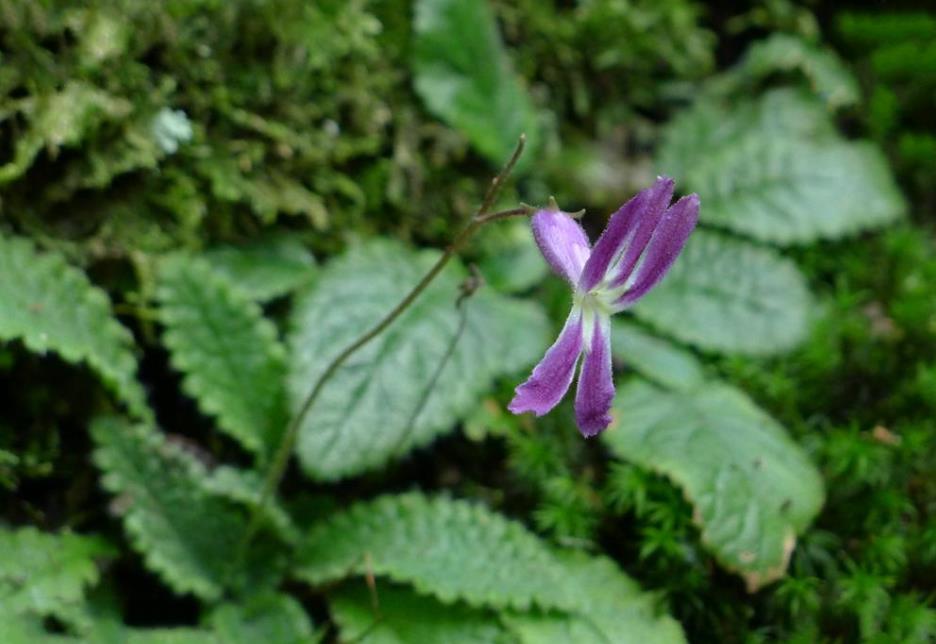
[231,136,529,574]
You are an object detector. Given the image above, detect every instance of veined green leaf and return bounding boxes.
[288,240,550,481]
[689,134,906,245]
[658,87,904,244]
[91,418,279,600]
[633,231,811,355]
[295,493,684,643]
[657,87,837,183]
[0,235,149,419]
[330,583,510,644]
[156,255,288,458]
[604,380,824,590]
[503,551,685,644]
[295,492,571,610]
[205,234,315,302]
[413,0,539,167]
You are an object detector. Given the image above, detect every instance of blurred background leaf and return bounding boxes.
[413,0,540,169]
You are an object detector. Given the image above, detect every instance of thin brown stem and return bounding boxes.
[230,136,530,577]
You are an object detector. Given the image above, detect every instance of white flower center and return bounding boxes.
[576,288,615,317]
[574,289,615,349]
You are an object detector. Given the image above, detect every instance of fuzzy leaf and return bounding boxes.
[689,134,906,245]
[633,231,811,355]
[657,87,904,244]
[0,527,113,628]
[503,551,686,644]
[612,320,705,391]
[156,255,288,458]
[288,240,550,480]
[208,593,317,644]
[412,0,538,167]
[295,491,681,644]
[657,87,837,183]
[205,235,316,302]
[604,380,825,591]
[330,583,510,644]
[0,235,149,419]
[295,492,572,610]
[90,417,273,600]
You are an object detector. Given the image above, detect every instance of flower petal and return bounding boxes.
[574,313,614,437]
[615,193,700,308]
[531,209,591,285]
[508,308,583,416]
[578,177,675,292]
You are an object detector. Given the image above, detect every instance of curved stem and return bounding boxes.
[231,136,529,574]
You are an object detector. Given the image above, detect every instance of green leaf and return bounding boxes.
[201,466,298,544]
[658,87,904,244]
[412,0,538,167]
[476,219,549,294]
[90,418,272,600]
[503,552,686,644]
[330,583,510,644]
[633,231,811,355]
[612,320,705,391]
[504,612,682,644]
[156,255,288,458]
[657,87,837,183]
[288,240,550,481]
[205,234,315,302]
[604,380,824,590]
[295,492,572,610]
[688,134,906,245]
[0,235,149,419]
[208,593,317,644]
[295,492,682,644]
[732,34,860,109]
[0,527,113,628]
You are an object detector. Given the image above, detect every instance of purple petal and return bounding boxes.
[509,308,584,417]
[531,209,591,285]
[578,177,675,293]
[574,314,614,437]
[615,194,700,307]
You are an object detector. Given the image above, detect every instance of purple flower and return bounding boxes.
[508,177,700,437]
